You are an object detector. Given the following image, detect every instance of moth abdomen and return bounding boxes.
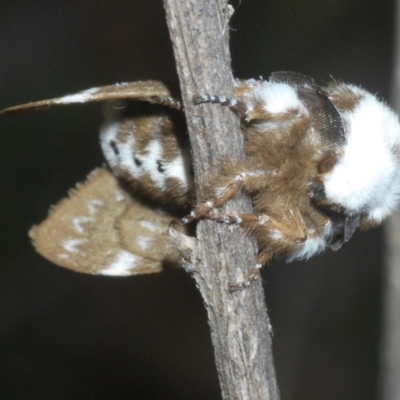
[100,102,194,209]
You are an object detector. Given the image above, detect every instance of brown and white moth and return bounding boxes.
[4,72,400,291]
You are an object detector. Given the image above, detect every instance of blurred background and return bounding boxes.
[0,1,395,399]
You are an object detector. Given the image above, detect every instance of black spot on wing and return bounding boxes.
[109,140,119,155]
[157,160,166,173]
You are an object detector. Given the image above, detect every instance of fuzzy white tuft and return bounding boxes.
[252,82,307,115]
[54,87,100,104]
[324,86,400,223]
[287,222,333,261]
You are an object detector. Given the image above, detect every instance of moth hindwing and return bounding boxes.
[29,167,183,276]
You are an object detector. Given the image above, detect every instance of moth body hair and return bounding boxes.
[286,220,333,261]
[324,84,400,224]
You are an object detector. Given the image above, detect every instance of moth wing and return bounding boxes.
[29,167,182,276]
[234,73,317,98]
[2,81,174,116]
[117,204,183,265]
[270,71,346,151]
[269,71,317,89]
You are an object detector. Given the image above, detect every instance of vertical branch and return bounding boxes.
[163,1,280,399]
[381,2,400,398]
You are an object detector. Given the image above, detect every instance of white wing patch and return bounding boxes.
[54,87,100,104]
[62,238,87,253]
[136,236,154,250]
[72,216,93,234]
[139,220,164,233]
[99,251,139,276]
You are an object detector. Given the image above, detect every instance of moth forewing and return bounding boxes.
[1,81,176,116]
[29,167,182,276]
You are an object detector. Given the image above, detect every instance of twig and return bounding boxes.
[380,2,400,397]
[163,1,280,398]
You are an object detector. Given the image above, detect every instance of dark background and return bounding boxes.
[0,1,394,399]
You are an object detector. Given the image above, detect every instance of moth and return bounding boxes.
[4,72,400,291]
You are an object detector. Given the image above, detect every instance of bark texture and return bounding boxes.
[163,1,280,399]
[381,2,400,397]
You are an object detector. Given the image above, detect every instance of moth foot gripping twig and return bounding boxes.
[227,252,270,293]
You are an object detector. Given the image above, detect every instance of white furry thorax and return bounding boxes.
[253,81,307,114]
[324,85,400,223]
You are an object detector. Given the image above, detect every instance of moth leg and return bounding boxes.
[179,170,269,225]
[203,211,307,292]
[193,94,249,119]
[150,96,182,110]
[207,211,307,244]
[228,251,271,293]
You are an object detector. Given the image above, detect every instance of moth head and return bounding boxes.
[319,83,400,225]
